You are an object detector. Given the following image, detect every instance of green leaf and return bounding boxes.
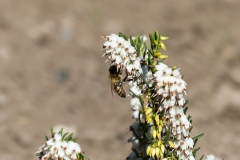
[129,89,141,99]
[147,65,155,68]
[119,32,128,41]
[190,119,193,124]
[65,133,74,141]
[165,124,171,141]
[145,132,153,143]
[149,33,154,43]
[154,31,159,41]
[62,132,69,140]
[165,147,170,157]
[45,136,49,141]
[148,49,154,56]
[189,126,193,132]
[148,52,153,66]
[58,128,63,136]
[72,137,78,142]
[193,138,198,148]
[50,127,53,137]
[199,155,204,160]
[136,43,140,57]
[129,36,134,46]
[192,133,204,141]
[183,100,189,108]
[183,106,188,114]
[192,133,204,148]
[138,111,142,125]
[192,147,201,157]
[158,59,165,63]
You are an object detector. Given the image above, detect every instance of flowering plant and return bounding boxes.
[35,31,206,160]
[102,31,203,160]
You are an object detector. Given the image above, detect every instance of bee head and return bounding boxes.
[109,65,118,75]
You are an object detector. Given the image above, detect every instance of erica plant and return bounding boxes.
[102,31,203,160]
[35,31,204,160]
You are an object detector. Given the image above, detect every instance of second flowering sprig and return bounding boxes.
[35,128,86,160]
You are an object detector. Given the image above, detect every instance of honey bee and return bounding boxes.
[109,65,127,98]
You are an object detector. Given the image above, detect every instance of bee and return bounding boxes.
[109,65,127,98]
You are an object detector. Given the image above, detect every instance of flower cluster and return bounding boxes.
[102,34,143,79]
[101,32,202,160]
[152,63,194,159]
[122,32,201,160]
[154,63,187,110]
[36,129,85,160]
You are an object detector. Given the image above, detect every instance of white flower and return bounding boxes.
[154,64,187,101]
[205,154,222,160]
[205,155,215,160]
[36,133,82,160]
[143,70,154,87]
[187,155,195,160]
[130,83,142,96]
[173,137,194,159]
[102,34,142,80]
[130,97,144,120]
[131,97,141,108]
[132,109,144,121]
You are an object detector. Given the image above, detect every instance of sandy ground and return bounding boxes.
[0,0,240,159]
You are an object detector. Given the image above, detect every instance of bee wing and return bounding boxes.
[111,83,114,98]
[109,74,114,99]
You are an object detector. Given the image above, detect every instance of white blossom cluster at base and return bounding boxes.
[36,133,81,160]
[205,154,222,160]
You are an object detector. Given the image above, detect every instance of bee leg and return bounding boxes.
[122,75,128,82]
[115,82,123,86]
[123,74,142,82]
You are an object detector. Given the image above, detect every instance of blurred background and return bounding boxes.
[0,0,239,159]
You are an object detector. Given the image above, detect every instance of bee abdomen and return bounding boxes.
[114,83,126,98]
